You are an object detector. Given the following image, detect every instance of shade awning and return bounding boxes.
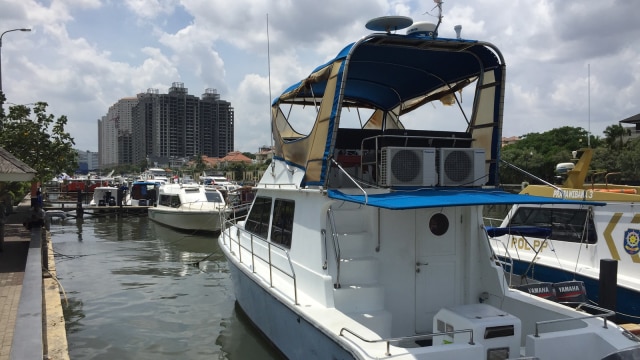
[0,147,36,182]
[327,188,604,210]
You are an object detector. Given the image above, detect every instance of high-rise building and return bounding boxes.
[98,97,137,168]
[200,88,234,158]
[100,82,235,168]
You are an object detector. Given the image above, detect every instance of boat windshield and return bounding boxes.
[507,207,597,244]
[205,191,224,203]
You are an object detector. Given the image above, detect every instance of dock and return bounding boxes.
[0,198,69,360]
[43,190,150,218]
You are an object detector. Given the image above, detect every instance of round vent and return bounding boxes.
[443,151,472,182]
[391,149,420,182]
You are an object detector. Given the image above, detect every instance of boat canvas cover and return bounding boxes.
[272,34,505,186]
[327,188,604,210]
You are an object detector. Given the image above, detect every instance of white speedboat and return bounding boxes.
[217,10,640,360]
[148,183,231,232]
[488,148,640,323]
[89,186,119,206]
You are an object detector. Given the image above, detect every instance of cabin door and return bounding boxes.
[415,207,462,333]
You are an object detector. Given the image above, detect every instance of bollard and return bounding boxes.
[599,259,618,321]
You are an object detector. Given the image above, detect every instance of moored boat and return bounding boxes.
[148,183,231,232]
[488,148,640,323]
[217,8,640,360]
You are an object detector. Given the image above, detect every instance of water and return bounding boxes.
[50,215,283,360]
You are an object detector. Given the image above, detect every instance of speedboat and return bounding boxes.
[488,148,640,323]
[148,183,232,232]
[217,9,640,360]
[127,180,160,206]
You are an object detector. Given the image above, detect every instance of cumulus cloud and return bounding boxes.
[1,0,638,154]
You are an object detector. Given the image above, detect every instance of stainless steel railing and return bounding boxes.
[220,221,298,305]
[339,327,475,357]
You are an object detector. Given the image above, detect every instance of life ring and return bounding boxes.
[593,188,637,194]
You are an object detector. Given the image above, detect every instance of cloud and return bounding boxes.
[0,0,638,157]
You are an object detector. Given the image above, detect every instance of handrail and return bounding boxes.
[330,158,368,204]
[487,237,514,286]
[534,303,615,337]
[340,326,475,357]
[326,208,342,288]
[220,220,299,305]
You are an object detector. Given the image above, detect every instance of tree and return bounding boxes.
[0,99,77,187]
[603,124,629,150]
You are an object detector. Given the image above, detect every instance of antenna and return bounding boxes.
[587,63,591,148]
[267,14,273,149]
[431,0,444,39]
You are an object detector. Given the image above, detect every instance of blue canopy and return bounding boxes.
[327,188,604,210]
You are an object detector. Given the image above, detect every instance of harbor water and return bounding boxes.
[50,215,283,359]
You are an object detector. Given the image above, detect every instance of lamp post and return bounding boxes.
[0,28,31,94]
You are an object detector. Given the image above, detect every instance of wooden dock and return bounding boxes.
[43,201,150,217]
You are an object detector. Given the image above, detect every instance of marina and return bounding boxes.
[2,3,640,360]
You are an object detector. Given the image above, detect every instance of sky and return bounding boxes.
[1,0,639,154]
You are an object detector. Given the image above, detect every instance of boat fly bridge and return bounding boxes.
[218,6,640,359]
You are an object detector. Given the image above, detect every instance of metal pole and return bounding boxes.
[0,28,31,94]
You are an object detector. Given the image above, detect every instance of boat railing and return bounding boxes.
[500,159,564,196]
[325,207,341,288]
[329,158,368,203]
[487,236,514,286]
[339,326,474,357]
[220,222,299,305]
[534,303,615,337]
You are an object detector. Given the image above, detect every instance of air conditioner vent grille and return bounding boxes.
[380,147,436,187]
[443,150,473,183]
[391,149,421,183]
[439,148,486,186]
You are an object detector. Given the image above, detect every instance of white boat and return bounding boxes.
[89,186,119,206]
[217,11,640,360]
[140,167,170,184]
[148,183,231,232]
[488,148,640,323]
[126,180,160,206]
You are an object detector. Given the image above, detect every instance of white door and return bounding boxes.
[415,207,462,333]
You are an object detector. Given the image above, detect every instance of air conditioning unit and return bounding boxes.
[380,147,437,187]
[439,148,486,186]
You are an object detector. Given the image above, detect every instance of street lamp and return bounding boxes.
[0,28,32,94]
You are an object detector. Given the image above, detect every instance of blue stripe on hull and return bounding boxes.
[507,258,640,323]
[227,261,357,359]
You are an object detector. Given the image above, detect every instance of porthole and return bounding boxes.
[429,213,449,236]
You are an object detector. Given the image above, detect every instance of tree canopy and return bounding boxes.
[500,125,640,185]
[0,94,77,187]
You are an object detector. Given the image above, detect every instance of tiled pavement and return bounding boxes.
[0,225,30,360]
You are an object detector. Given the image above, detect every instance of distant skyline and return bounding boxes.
[1,0,638,153]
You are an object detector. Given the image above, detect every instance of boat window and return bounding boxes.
[159,194,181,208]
[429,213,449,236]
[245,196,272,239]
[508,207,597,244]
[270,199,295,248]
[205,191,223,203]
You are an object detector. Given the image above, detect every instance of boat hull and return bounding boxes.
[224,243,356,360]
[148,207,224,232]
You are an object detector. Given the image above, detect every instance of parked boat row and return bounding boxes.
[217,7,640,360]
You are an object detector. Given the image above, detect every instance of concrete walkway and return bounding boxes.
[0,202,69,360]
